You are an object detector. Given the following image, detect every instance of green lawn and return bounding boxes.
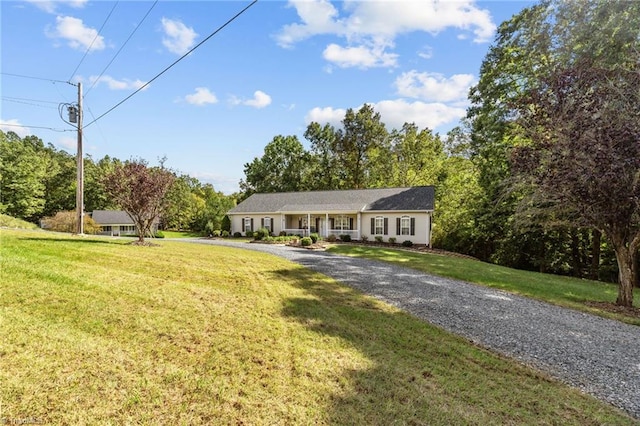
[327,245,640,326]
[161,230,204,238]
[1,229,636,424]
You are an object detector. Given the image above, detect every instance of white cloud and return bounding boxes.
[88,75,147,91]
[394,71,476,102]
[161,17,198,55]
[305,100,465,131]
[185,87,218,106]
[47,15,105,51]
[56,136,76,151]
[323,42,398,69]
[276,0,496,68]
[231,91,272,109]
[373,99,466,130]
[27,0,87,14]
[418,45,433,60]
[0,119,31,138]
[305,106,346,128]
[276,0,343,48]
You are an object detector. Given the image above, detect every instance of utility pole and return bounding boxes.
[75,82,84,235]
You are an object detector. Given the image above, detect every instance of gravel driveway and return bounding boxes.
[178,239,640,419]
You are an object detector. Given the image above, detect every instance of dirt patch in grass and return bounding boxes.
[585,301,640,320]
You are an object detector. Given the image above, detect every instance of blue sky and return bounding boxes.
[1,0,533,194]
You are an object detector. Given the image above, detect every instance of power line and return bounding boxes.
[68,1,120,82]
[0,72,72,85]
[85,0,158,98]
[2,96,60,108]
[84,0,258,129]
[0,122,73,132]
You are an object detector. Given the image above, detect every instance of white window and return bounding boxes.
[244,217,252,233]
[335,215,349,230]
[401,216,411,235]
[375,216,384,235]
[263,217,272,232]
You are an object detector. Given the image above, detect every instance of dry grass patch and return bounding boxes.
[1,229,636,425]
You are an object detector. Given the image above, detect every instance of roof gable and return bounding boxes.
[228,187,434,214]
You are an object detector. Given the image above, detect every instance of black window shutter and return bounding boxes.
[330,218,335,229]
[251,218,254,231]
[371,218,375,234]
[383,218,388,235]
[410,217,415,235]
[315,217,320,232]
[261,218,264,228]
[349,218,354,230]
[396,218,401,235]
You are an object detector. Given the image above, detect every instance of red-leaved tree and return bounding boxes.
[102,159,175,244]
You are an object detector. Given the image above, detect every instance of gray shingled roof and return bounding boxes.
[228,187,435,214]
[91,210,134,225]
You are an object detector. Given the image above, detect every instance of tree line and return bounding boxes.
[0,129,236,235]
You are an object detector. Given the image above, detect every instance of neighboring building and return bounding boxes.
[90,210,158,237]
[227,186,435,246]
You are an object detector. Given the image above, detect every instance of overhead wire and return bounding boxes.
[84,0,258,129]
[68,1,120,82]
[84,0,159,98]
[1,122,73,133]
[2,96,59,109]
[0,72,72,85]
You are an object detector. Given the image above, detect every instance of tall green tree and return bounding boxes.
[304,122,342,190]
[239,135,309,195]
[0,131,48,221]
[471,0,640,306]
[84,155,119,213]
[335,104,389,189]
[389,123,445,188]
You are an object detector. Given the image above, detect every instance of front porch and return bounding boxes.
[281,213,360,240]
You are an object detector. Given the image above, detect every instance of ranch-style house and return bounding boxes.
[227,186,435,246]
[90,210,159,237]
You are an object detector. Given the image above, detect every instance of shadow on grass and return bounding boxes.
[19,237,120,245]
[270,265,625,425]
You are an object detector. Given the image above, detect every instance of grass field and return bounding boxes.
[1,229,636,424]
[328,245,640,326]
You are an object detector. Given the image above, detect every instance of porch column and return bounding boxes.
[357,212,361,240]
[325,213,329,238]
[307,213,311,236]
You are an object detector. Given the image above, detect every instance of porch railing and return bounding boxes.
[281,228,360,240]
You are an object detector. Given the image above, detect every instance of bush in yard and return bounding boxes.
[212,230,221,237]
[326,234,337,242]
[204,220,215,237]
[361,235,368,242]
[254,227,270,240]
[221,230,230,238]
[41,210,102,235]
[301,237,312,247]
[233,232,242,238]
[402,240,413,247]
[246,230,254,238]
[279,230,287,236]
[388,237,396,244]
[221,215,231,232]
[375,236,383,243]
[154,230,165,238]
[340,234,352,242]
[310,233,319,243]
